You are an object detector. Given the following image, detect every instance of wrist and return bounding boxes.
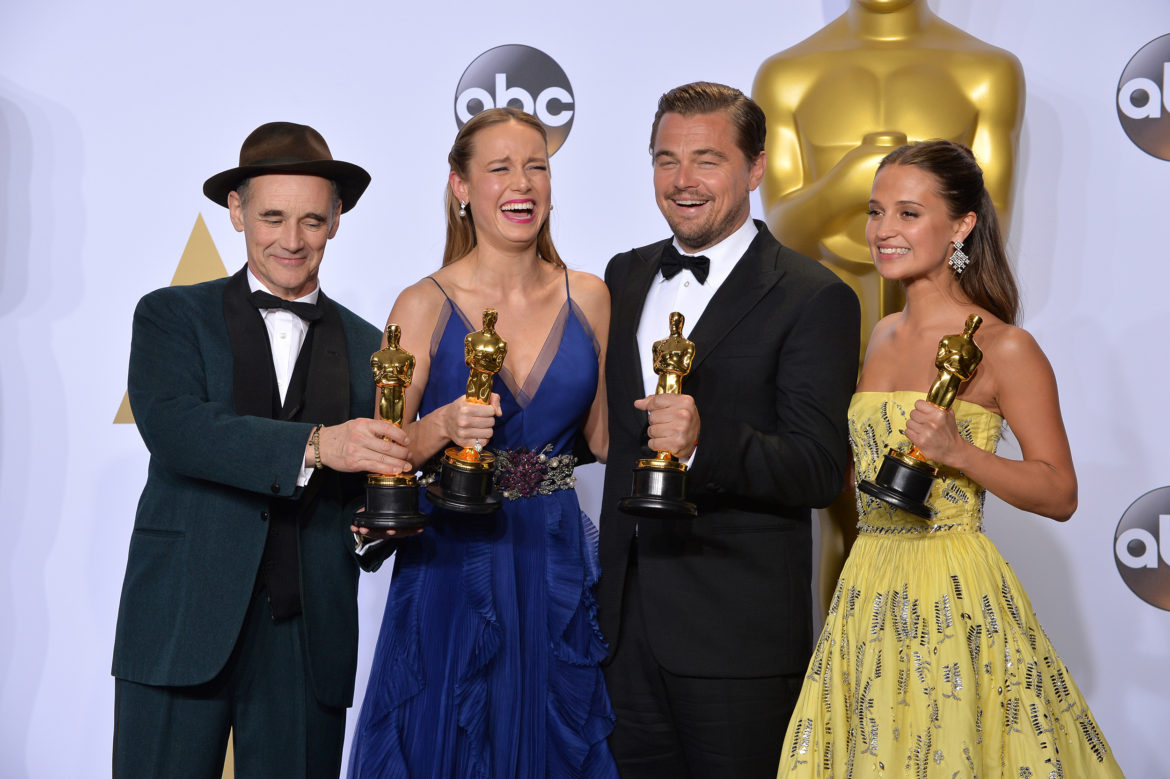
[948,439,978,474]
[441,401,464,444]
[310,424,324,470]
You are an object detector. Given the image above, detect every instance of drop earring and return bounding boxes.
[948,239,969,275]
[458,200,467,218]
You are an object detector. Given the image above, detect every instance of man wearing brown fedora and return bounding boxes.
[111,122,410,777]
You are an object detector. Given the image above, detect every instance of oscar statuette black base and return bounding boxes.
[618,458,697,518]
[857,450,935,519]
[357,475,428,531]
[425,451,502,514]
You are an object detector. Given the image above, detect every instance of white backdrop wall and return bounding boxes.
[3,1,1169,775]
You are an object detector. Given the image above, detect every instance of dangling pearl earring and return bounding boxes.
[458,200,467,218]
[948,239,970,275]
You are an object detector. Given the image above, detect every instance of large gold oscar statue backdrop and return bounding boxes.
[752,0,1024,608]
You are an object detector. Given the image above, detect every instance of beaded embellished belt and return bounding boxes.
[857,520,981,535]
[418,443,577,501]
[494,444,577,500]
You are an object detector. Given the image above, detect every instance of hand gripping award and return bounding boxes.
[426,308,507,513]
[859,313,984,518]
[619,311,698,517]
[360,324,427,530]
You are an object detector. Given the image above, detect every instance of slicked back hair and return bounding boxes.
[650,81,766,165]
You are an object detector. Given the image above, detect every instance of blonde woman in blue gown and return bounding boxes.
[778,140,1123,777]
[349,108,618,778]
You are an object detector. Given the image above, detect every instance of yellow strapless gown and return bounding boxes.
[778,392,1123,777]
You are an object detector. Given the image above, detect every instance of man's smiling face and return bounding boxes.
[651,110,765,253]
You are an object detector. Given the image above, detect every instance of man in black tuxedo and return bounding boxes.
[111,122,413,777]
[600,82,861,777]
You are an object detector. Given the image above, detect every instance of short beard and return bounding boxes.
[664,205,748,253]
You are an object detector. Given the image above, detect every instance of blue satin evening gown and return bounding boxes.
[349,275,617,778]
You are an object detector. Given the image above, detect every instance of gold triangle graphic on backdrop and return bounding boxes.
[169,213,230,286]
[114,214,230,424]
[113,393,135,425]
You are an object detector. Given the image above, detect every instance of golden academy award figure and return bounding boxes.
[359,324,427,530]
[859,314,984,518]
[426,308,507,513]
[754,0,1024,355]
[619,311,698,518]
[752,0,1023,601]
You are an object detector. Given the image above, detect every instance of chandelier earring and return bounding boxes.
[458,200,467,218]
[948,239,970,275]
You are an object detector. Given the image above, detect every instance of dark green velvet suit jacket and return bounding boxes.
[112,267,384,709]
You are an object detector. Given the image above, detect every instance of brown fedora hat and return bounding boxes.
[203,122,371,213]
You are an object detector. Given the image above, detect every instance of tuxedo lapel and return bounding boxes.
[613,242,665,406]
[281,291,353,517]
[223,267,275,418]
[301,291,352,427]
[687,223,785,373]
[279,326,315,420]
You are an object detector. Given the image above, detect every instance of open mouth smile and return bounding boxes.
[670,197,710,214]
[500,200,536,222]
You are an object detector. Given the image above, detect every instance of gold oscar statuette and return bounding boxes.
[357,323,427,530]
[426,308,507,513]
[753,0,1023,369]
[858,314,984,518]
[618,311,698,518]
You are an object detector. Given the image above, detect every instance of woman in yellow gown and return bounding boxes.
[778,140,1124,777]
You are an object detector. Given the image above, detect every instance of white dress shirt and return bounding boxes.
[247,269,319,486]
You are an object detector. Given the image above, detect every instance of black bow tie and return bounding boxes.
[248,289,322,322]
[659,244,710,284]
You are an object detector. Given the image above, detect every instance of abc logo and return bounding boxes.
[454,44,575,155]
[1114,486,1170,611]
[1117,34,1170,161]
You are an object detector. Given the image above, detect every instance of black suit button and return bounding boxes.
[270,480,280,494]
[260,511,270,522]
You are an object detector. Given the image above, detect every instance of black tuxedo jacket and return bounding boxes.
[111,267,384,709]
[599,221,860,677]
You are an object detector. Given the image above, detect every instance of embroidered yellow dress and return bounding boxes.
[778,392,1123,778]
